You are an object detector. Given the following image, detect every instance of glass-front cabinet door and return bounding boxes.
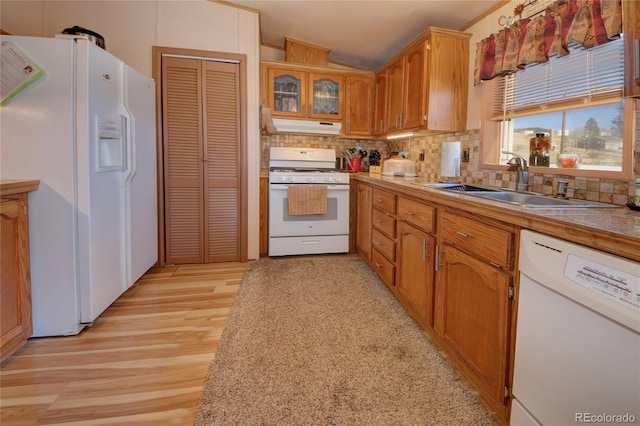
[308,72,343,120]
[269,68,306,118]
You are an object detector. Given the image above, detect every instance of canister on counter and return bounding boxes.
[529,133,550,167]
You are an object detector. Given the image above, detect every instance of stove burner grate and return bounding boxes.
[269,167,341,173]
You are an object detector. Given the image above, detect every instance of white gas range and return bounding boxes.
[268,147,350,257]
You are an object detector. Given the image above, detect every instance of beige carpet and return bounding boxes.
[195,256,496,425]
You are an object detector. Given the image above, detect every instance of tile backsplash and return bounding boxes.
[261,129,638,206]
[260,133,390,170]
[387,130,637,206]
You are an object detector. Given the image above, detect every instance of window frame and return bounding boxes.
[479,53,634,180]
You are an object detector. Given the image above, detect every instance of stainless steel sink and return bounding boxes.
[414,182,619,209]
[468,191,619,208]
[412,182,502,192]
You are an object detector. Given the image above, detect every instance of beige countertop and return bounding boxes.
[352,173,640,263]
[0,179,40,196]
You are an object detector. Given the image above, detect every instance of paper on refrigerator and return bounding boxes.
[1,41,45,106]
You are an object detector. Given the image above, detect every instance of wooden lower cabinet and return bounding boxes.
[1,181,38,362]
[435,244,512,411]
[355,183,372,260]
[259,176,268,256]
[396,221,435,327]
[354,182,515,423]
[371,248,395,289]
[367,187,397,290]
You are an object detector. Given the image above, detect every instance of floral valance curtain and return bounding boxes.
[474,0,622,85]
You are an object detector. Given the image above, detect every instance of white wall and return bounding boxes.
[1,0,262,260]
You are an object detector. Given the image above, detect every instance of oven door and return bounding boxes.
[269,183,350,237]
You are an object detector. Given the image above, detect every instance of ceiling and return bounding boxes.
[223,0,505,70]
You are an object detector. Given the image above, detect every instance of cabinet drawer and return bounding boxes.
[372,228,396,261]
[398,197,435,232]
[372,248,395,287]
[372,208,396,237]
[440,211,512,269]
[372,188,396,214]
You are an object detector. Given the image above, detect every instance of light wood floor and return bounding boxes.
[0,262,245,425]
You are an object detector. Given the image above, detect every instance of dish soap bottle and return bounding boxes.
[529,133,550,167]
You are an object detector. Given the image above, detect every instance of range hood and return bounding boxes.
[272,118,342,136]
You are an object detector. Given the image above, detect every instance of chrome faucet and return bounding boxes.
[502,151,529,191]
[556,180,574,198]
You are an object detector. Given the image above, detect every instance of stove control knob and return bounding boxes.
[307,177,315,183]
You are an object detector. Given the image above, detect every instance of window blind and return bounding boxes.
[491,36,624,121]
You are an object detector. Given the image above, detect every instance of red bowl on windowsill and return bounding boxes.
[557,154,580,168]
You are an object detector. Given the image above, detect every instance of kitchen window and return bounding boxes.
[480,36,634,178]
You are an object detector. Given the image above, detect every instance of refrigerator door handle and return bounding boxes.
[121,114,136,184]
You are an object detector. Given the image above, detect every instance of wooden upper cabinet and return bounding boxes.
[263,61,374,135]
[380,27,471,135]
[266,67,346,120]
[308,72,344,120]
[285,37,330,66]
[425,29,470,131]
[385,42,427,132]
[403,41,428,129]
[262,27,470,136]
[344,75,373,136]
[268,68,307,118]
[386,58,405,132]
[624,0,640,97]
[373,70,388,135]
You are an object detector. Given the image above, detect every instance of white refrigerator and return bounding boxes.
[0,35,158,336]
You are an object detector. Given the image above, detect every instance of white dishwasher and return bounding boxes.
[511,230,640,426]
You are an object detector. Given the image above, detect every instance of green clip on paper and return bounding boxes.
[1,41,45,106]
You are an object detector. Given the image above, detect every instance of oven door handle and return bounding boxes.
[269,184,350,191]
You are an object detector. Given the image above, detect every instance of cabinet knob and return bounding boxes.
[456,231,470,238]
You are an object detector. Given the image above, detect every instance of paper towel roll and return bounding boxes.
[440,141,461,178]
[260,106,274,134]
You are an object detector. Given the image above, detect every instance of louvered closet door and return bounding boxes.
[202,61,241,262]
[163,57,241,264]
[163,57,204,264]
